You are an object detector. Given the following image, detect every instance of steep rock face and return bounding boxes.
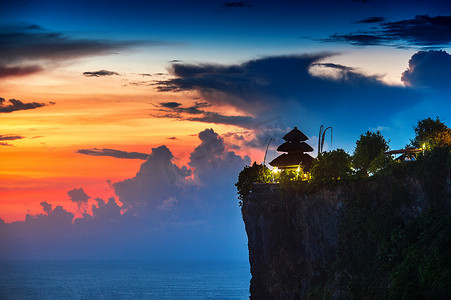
[242,174,451,299]
[242,183,344,299]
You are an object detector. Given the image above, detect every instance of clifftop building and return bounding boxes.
[269,127,314,171]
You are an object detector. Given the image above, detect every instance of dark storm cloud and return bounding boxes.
[155,54,326,97]
[160,101,182,108]
[154,101,255,127]
[155,54,417,131]
[184,111,254,127]
[1,24,146,61]
[0,24,171,78]
[327,15,451,47]
[0,97,54,113]
[401,50,451,90]
[0,65,42,78]
[0,134,24,141]
[0,134,24,146]
[355,17,385,24]
[83,70,119,77]
[77,148,149,160]
[311,62,354,71]
[67,188,90,208]
[327,34,386,46]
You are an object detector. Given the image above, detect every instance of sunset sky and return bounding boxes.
[1,0,451,260]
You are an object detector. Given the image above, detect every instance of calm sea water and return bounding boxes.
[0,260,250,299]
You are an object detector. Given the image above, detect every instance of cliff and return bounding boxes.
[242,160,451,299]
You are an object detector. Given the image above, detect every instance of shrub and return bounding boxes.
[235,162,270,205]
[310,149,352,185]
[352,131,389,177]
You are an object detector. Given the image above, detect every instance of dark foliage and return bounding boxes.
[352,131,389,177]
[334,147,451,299]
[235,162,270,206]
[310,149,352,185]
[410,116,451,150]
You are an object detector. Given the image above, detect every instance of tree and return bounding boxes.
[410,117,451,150]
[236,162,270,206]
[310,149,352,184]
[352,131,389,177]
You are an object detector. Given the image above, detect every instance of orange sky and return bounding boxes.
[0,66,258,222]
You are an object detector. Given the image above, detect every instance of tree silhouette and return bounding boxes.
[410,117,451,150]
[353,131,389,177]
[310,149,352,184]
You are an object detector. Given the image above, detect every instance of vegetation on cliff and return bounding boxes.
[237,117,451,299]
[330,146,451,299]
[236,117,451,198]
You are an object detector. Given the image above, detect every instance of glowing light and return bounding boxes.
[272,167,280,173]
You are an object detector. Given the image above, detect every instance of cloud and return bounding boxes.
[0,128,251,260]
[77,148,149,160]
[160,101,182,108]
[0,97,54,113]
[40,202,52,215]
[0,24,172,78]
[0,65,42,78]
[0,135,24,141]
[0,134,24,146]
[25,205,74,227]
[355,17,385,24]
[90,197,122,222]
[83,70,120,77]
[155,54,417,132]
[113,145,191,212]
[112,128,248,217]
[154,101,255,127]
[67,188,90,208]
[184,111,254,127]
[326,15,451,47]
[188,129,250,182]
[157,196,178,211]
[401,50,451,90]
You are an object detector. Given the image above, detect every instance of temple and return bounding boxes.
[269,127,314,171]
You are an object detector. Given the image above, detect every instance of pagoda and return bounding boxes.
[269,127,314,171]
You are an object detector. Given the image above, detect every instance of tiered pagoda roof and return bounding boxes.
[269,127,314,170]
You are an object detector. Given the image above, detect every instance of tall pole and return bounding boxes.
[263,138,274,167]
[321,126,333,154]
[318,125,324,157]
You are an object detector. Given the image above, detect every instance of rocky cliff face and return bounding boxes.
[242,183,345,299]
[242,171,451,299]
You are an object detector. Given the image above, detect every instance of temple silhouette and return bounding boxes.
[269,127,314,171]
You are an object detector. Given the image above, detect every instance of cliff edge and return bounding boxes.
[242,165,451,299]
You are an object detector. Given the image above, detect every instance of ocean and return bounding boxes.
[0,260,251,299]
